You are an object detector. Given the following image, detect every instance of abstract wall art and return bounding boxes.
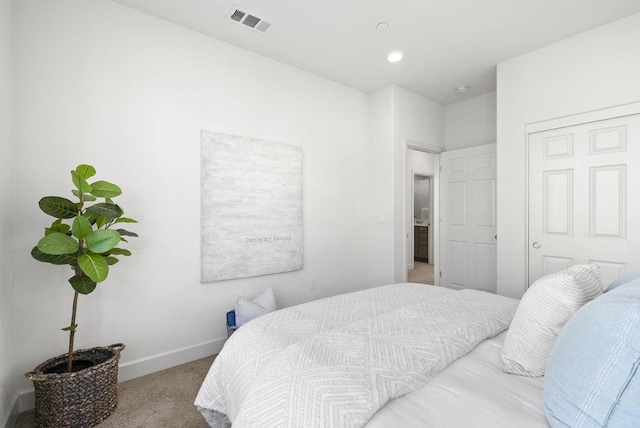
[201,131,303,282]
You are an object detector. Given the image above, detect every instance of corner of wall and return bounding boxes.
[1,393,19,428]
[367,86,395,287]
[390,87,444,283]
[444,91,497,151]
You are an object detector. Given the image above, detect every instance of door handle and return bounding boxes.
[532,241,541,249]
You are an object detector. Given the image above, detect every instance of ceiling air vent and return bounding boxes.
[226,5,273,34]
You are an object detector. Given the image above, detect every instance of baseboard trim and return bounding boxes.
[12,336,227,418]
[2,392,19,428]
[119,336,226,382]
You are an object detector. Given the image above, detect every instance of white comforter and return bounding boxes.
[366,331,547,428]
[195,284,519,427]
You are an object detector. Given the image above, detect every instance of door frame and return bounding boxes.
[409,171,433,270]
[524,101,640,287]
[404,140,443,285]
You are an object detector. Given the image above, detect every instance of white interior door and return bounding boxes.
[528,113,640,287]
[440,144,497,292]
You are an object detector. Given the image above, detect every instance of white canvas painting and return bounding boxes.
[201,131,303,282]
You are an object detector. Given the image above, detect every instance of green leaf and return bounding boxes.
[68,274,97,295]
[49,223,71,234]
[116,229,138,237]
[78,253,109,282]
[71,170,93,194]
[76,164,96,179]
[37,233,79,255]
[72,190,97,202]
[82,210,99,224]
[85,203,123,219]
[115,217,138,224]
[31,247,77,265]
[45,219,71,236]
[62,324,78,332]
[50,221,70,233]
[107,248,131,256]
[105,256,119,265]
[72,216,93,239]
[95,215,109,229]
[90,181,122,198]
[39,196,78,219]
[85,229,121,253]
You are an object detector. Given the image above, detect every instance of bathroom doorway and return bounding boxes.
[405,146,439,286]
[408,172,435,284]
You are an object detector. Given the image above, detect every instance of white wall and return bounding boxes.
[394,86,444,150]
[368,85,443,285]
[392,86,444,282]
[11,0,371,400]
[0,0,14,424]
[368,86,395,287]
[497,13,640,298]
[445,91,496,150]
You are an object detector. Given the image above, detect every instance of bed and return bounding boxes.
[365,331,545,427]
[195,268,640,428]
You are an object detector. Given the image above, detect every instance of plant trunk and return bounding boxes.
[67,290,79,372]
[67,238,84,373]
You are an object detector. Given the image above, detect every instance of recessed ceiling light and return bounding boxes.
[387,50,404,63]
[376,22,389,31]
[455,85,470,94]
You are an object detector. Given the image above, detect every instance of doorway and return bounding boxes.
[408,173,435,284]
[405,146,439,285]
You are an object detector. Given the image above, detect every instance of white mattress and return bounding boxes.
[365,331,548,427]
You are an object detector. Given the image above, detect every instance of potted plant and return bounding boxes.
[24,164,138,427]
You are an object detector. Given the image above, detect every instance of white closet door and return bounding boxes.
[528,113,640,287]
[440,144,497,292]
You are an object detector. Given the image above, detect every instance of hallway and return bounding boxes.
[408,262,434,285]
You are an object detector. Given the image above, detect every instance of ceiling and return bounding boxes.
[110,0,640,105]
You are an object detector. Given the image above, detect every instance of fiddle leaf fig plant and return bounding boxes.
[31,164,138,372]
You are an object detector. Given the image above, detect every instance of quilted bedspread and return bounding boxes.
[195,284,519,427]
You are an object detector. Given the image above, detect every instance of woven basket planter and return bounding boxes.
[24,343,125,428]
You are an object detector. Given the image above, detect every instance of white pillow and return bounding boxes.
[501,264,602,377]
[235,286,277,327]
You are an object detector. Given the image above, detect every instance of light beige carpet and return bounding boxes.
[408,261,434,284]
[15,355,215,428]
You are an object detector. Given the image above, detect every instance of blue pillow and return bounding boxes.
[544,282,640,427]
[605,271,640,292]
